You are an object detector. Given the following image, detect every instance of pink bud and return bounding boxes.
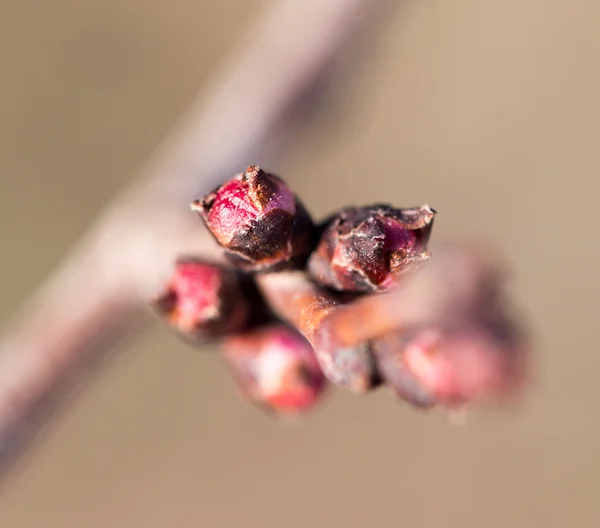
[371,332,437,408]
[154,259,249,340]
[375,326,525,409]
[192,165,314,272]
[308,204,435,292]
[222,325,327,415]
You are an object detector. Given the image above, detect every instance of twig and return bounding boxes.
[257,245,517,391]
[310,245,510,350]
[0,0,385,477]
[258,245,526,406]
[256,271,380,392]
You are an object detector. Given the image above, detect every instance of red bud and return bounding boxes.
[192,165,314,272]
[308,204,435,292]
[154,259,250,340]
[373,325,525,409]
[222,325,327,415]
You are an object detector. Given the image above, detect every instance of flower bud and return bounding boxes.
[222,325,327,415]
[373,325,524,409]
[192,165,315,272]
[308,204,435,292]
[403,326,523,407]
[154,258,250,341]
[371,332,437,408]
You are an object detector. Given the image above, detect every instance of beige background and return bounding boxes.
[1,1,599,526]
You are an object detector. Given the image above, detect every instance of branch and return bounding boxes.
[0,0,386,476]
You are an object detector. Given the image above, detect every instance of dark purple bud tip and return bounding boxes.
[222,325,328,415]
[154,258,250,341]
[308,204,435,292]
[191,165,315,272]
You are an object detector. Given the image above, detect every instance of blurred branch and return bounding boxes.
[0,0,386,477]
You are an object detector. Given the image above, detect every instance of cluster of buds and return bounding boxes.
[154,165,527,418]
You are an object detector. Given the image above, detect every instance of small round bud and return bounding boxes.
[192,165,314,272]
[308,204,435,292]
[222,325,327,415]
[374,325,524,409]
[402,326,522,407]
[154,259,250,341]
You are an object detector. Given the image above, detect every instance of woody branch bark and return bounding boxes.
[0,0,386,476]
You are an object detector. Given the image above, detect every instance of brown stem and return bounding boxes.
[257,245,518,395]
[257,272,380,392]
[257,272,341,344]
[315,245,508,349]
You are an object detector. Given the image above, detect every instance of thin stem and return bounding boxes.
[257,245,520,397]
[259,246,505,351]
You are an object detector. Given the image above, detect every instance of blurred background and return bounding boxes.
[1,0,599,526]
